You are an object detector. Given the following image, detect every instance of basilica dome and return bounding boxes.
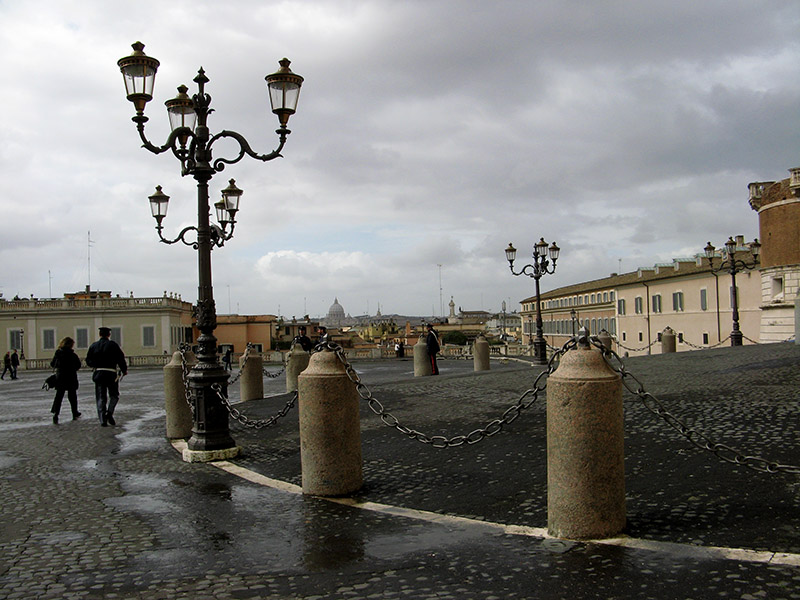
[326,297,346,321]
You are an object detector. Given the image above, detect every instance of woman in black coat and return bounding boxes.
[50,337,81,424]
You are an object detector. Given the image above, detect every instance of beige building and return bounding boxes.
[523,244,762,356]
[1,288,193,367]
[519,167,800,355]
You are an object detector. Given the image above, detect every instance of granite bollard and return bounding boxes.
[298,348,362,496]
[546,340,625,539]
[239,350,263,402]
[163,350,195,439]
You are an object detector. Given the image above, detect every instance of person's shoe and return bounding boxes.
[106,415,116,426]
[72,412,81,420]
[53,414,58,424]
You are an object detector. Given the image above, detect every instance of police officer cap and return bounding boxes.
[99,326,111,335]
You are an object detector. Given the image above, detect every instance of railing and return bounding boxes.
[23,354,172,371]
[0,296,190,312]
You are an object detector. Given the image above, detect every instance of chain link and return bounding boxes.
[177,343,195,417]
[594,338,800,476]
[609,336,659,353]
[681,336,731,350]
[314,340,573,448]
[213,383,298,430]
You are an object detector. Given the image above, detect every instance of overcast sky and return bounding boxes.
[1,1,798,320]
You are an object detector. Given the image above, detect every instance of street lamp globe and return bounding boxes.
[117,42,160,115]
[266,58,304,128]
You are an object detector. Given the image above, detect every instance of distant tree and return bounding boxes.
[442,331,468,345]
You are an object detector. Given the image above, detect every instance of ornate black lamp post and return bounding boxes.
[570,308,577,336]
[117,42,302,456]
[505,238,560,364]
[704,236,760,347]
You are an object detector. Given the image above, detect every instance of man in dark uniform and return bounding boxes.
[86,327,128,427]
[293,326,314,352]
[426,323,440,375]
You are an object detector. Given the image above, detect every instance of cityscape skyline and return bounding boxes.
[1,1,798,318]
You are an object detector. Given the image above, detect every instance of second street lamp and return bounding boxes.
[119,42,303,459]
[505,238,560,365]
[704,236,760,347]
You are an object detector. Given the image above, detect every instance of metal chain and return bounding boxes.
[742,334,761,345]
[681,335,732,350]
[314,340,571,448]
[609,336,659,353]
[594,338,800,475]
[212,383,298,430]
[177,343,195,416]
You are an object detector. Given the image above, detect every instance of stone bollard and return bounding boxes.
[795,292,800,346]
[661,326,676,353]
[413,337,432,377]
[164,350,195,439]
[286,346,311,392]
[297,349,362,496]
[473,334,490,371]
[597,330,612,353]
[239,351,264,402]
[546,339,625,539]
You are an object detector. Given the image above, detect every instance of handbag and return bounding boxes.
[42,372,58,390]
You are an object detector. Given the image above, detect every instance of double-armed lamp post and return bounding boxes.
[505,238,560,365]
[704,236,760,347]
[117,42,302,456]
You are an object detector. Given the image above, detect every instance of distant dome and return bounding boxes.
[327,297,345,320]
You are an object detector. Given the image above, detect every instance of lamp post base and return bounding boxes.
[186,364,237,452]
[730,331,743,346]
[533,337,549,365]
[182,445,240,463]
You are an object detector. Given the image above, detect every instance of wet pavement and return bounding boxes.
[1,344,799,599]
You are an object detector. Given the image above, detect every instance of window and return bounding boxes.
[678,332,684,343]
[610,291,615,301]
[591,294,596,303]
[772,277,784,301]
[9,329,23,351]
[618,298,626,315]
[702,332,709,344]
[603,292,608,302]
[634,296,643,314]
[622,332,627,341]
[672,291,684,312]
[700,288,708,311]
[76,328,89,349]
[638,332,643,342]
[652,294,662,313]
[610,318,616,334]
[142,325,155,347]
[110,327,122,346]
[43,329,56,350]
[591,318,597,333]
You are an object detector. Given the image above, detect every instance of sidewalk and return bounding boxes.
[1,343,799,599]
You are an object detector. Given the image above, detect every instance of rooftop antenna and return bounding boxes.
[87,231,95,291]
[48,270,53,298]
[437,264,443,317]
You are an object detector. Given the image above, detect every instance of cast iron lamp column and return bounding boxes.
[118,42,302,454]
[704,237,760,347]
[505,238,560,365]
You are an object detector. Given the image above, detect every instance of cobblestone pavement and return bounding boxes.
[1,344,799,599]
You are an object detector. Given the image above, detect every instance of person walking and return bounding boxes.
[85,327,128,427]
[10,350,19,379]
[426,323,440,375]
[293,326,313,352]
[49,337,82,424]
[222,347,233,371]
[1,352,11,380]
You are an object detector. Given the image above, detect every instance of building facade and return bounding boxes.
[521,241,764,356]
[748,167,800,342]
[1,288,193,366]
